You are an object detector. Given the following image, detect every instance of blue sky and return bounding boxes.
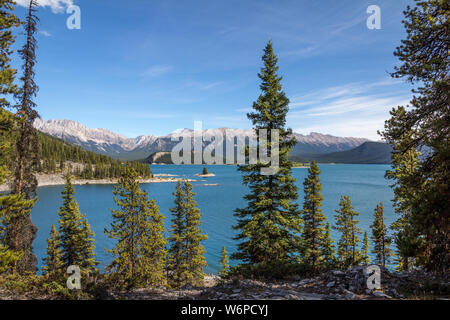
[12,0,415,139]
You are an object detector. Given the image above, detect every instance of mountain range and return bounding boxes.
[34,119,392,163]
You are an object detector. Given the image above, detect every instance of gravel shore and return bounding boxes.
[0,173,196,192]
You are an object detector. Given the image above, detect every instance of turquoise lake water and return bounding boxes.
[31,164,396,274]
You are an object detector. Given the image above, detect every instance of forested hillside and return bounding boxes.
[39,132,152,179]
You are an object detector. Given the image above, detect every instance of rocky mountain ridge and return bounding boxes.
[34,119,370,160]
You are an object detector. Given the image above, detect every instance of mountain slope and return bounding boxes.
[291,142,393,164]
[35,119,370,161]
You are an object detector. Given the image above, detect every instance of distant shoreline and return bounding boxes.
[0,173,197,192]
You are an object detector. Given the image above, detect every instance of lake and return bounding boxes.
[31,164,396,274]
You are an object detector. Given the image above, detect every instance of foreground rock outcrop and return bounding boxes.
[109,267,449,300]
[1,267,448,300]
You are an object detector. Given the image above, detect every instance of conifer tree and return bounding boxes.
[380,0,449,273]
[167,180,207,287]
[321,222,336,269]
[384,111,422,271]
[370,203,393,268]
[361,231,371,265]
[79,219,97,274]
[233,41,301,269]
[105,167,166,288]
[4,0,40,274]
[0,1,39,274]
[0,0,20,110]
[0,111,29,273]
[167,181,187,287]
[58,173,97,275]
[301,161,327,272]
[333,196,362,269]
[42,224,63,279]
[182,181,208,286]
[219,245,230,278]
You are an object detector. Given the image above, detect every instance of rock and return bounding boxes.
[326,281,335,288]
[232,289,241,293]
[372,291,392,299]
[343,289,357,300]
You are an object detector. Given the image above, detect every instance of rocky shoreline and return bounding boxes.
[0,173,197,192]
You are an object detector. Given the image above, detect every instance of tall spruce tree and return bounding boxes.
[42,224,63,279]
[232,41,301,269]
[58,173,97,275]
[167,181,187,287]
[105,167,166,288]
[380,0,449,273]
[167,180,207,288]
[301,161,327,272]
[4,0,40,274]
[361,231,371,265]
[370,203,393,268]
[182,181,207,286]
[333,196,362,269]
[384,109,423,271]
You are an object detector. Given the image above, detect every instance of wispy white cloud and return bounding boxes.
[184,80,223,91]
[16,0,73,14]
[142,65,174,78]
[235,107,252,113]
[288,79,411,140]
[39,30,52,37]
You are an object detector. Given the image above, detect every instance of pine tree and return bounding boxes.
[167,180,207,287]
[105,167,166,288]
[370,203,393,268]
[333,196,362,269]
[218,246,230,278]
[0,112,30,274]
[167,181,187,287]
[301,161,327,272]
[361,231,371,265]
[321,222,336,270]
[4,0,40,274]
[79,219,97,275]
[58,173,97,275]
[182,181,208,286]
[0,0,20,110]
[384,109,423,272]
[0,1,24,274]
[233,41,301,270]
[13,0,40,197]
[42,224,63,279]
[380,0,449,273]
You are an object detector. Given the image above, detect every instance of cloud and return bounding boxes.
[288,79,411,140]
[184,80,223,91]
[16,0,74,13]
[142,65,174,78]
[39,30,52,37]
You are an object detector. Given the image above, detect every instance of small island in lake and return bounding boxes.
[195,167,216,177]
